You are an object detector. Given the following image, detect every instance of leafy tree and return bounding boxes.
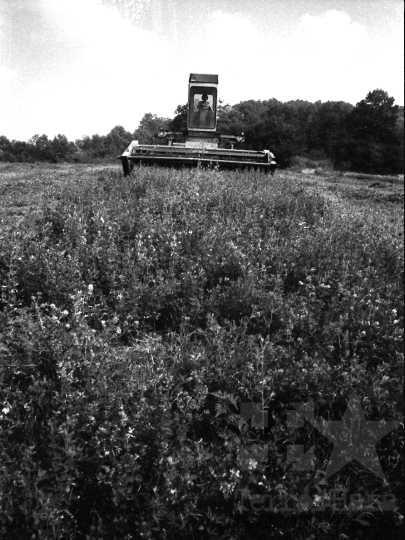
[233,99,273,126]
[168,104,188,132]
[51,134,76,161]
[78,134,108,159]
[92,134,108,158]
[339,89,403,174]
[247,115,297,167]
[0,135,11,150]
[0,136,12,161]
[306,101,353,158]
[133,113,170,144]
[104,125,133,157]
[28,134,54,161]
[9,140,34,162]
[240,101,308,165]
[217,101,247,136]
[395,112,404,173]
[348,89,399,143]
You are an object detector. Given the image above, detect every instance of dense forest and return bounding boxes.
[0,89,403,175]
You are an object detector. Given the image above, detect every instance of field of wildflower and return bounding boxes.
[0,162,403,539]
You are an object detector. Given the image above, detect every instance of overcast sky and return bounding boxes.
[0,0,403,141]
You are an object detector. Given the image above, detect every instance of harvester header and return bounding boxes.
[119,73,276,175]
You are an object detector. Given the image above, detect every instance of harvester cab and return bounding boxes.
[187,73,218,135]
[119,73,277,175]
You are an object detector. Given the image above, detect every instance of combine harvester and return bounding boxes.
[119,74,277,175]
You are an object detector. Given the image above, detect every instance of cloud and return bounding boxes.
[3,0,180,139]
[192,11,272,104]
[299,9,368,59]
[191,9,371,106]
[188,9,374,106]
[0,9,17,97]
[1,2,402,140]
[0,63,17,87]
[40,0,179,127]
[281,10,369,101]
[286,8,403,105]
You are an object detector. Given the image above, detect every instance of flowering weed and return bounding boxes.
[0,163,403,539]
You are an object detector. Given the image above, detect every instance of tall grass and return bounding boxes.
[0,165,403,539]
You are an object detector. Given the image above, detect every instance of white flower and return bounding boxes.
[88,284,94,294]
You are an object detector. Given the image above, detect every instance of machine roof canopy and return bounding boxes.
[189,73,219,84]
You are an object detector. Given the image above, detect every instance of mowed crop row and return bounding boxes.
[0,163,403,539]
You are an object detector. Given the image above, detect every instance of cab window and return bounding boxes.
[189,88,216,129]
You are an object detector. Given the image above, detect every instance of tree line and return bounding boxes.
[0,89,403,174]
[0,127,133,165]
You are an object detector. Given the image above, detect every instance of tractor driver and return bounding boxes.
[197,93,212,113]
[196,93,213,127]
